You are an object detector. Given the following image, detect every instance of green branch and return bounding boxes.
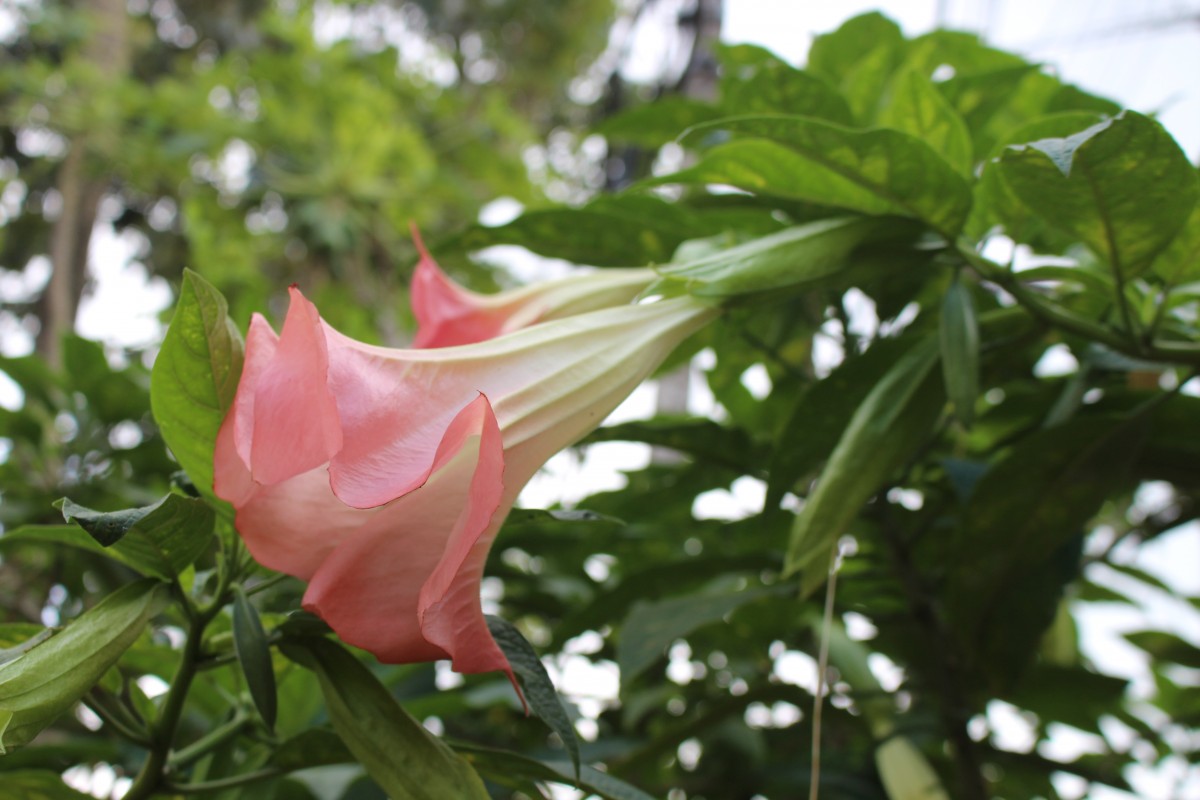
[959,245,1200,366]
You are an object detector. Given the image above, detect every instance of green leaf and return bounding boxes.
[0,580,168,753]
[595,96,720,148]
[718,44,853,124]
[281,637,489,800]
[874,736,951,800]
[1124,631,1200,669]
[807,12,906,123]
[454,742,658,800]
[618,585,777,684]
[1007,665,1127,732]
[485,615,579,779]
[54,494,214,580]
[150,269,245,507]
[0,770,96,799]
[878,70,973,177]
[939,278,980,427]
[660,117,971,236]
[654,216,888,297]
[997,112,1199,279]
[233,586,278,732]
[766,337,914,514]
[784,337,943,584]
[1152,197,1200,284]
[948,416,1147,674]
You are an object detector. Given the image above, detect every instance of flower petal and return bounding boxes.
[213,313,277,506]
[411,227,520,348]
[248,287,343,487]
[302,394,510,676]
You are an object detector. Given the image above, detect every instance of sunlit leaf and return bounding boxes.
[150,269,244,508]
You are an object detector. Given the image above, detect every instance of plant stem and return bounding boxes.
[808,541,841,800]
[122,610,207,800]
[162,767,284,794]
[959,246,1200,366]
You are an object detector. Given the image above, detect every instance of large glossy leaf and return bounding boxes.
[1152,197,1200,284]
[948,415,1147,668]
[51,494,214,580]
[150,269,244,506]
[0,580,168,753]
[878,70,973,177]
[281,637,489,800]
[784,337,943,584]
[997,112,1199,279]
[806,12,906,123]
[659,116,971,236]
[595,96,720,148]
[457,194,779,266]
[718,44,853,124]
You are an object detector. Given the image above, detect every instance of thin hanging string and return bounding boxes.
[808,539,846,800]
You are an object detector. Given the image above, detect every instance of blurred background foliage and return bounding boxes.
[2,2,1200,800]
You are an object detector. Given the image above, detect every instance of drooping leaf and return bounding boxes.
[53,494,214,580]
[232,586,278,732]
[150,269,244,507]
[997,112,1199,280]
[659,117,971,236]
[485,615,579,779]
[784,337,943,584]
[281,637,489,800]
[0,580,168,753]
[618,585,778,685]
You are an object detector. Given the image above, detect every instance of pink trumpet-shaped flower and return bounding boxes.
[410,227,654,347]
[214,285,717,683]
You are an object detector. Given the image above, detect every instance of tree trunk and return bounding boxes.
[37,0,129,366]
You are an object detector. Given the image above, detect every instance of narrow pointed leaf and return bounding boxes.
[997,112,1198,279]
[282,637,489,800]
[151,269,244,506]
[939,278,980,426]
[0,580,168,753]
[485,616,580,779]
[454,742,658,800]
[784,337,943,584]
[232,586,278,732]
